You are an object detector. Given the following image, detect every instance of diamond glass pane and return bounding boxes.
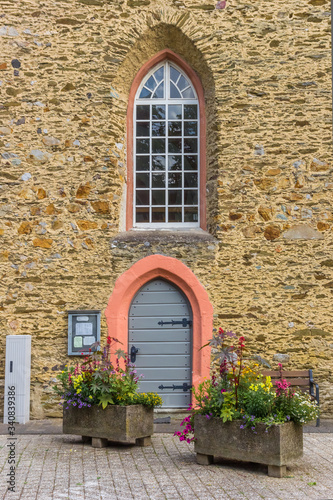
[170,82,181,99]
[154,67,164,83]
[139,87,152,99]
[170,66,181,84]
[182,87,195,98]
[145,76,156,91]
[153,82,164,98]
[178,75,189,91]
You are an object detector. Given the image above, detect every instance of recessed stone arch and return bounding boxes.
[105,254,213,392]
[113,23,218,234]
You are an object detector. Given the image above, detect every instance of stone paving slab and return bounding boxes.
[0,433,332,500]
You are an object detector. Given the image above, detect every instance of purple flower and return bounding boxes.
[286,415,290,421]
[250,415,255,421]
[251,426,255,431]
[240,425,245,429]
[215,0,227,10]
[225,330,235,337]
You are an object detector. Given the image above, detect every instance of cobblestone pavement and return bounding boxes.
[0,433,332,500]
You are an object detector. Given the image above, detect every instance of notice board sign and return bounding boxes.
[67,310,101,355]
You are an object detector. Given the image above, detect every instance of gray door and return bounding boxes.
[129,279,192,408]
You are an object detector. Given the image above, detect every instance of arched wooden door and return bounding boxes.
[129,278,192,408]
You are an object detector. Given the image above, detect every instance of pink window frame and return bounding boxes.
[126,49,207,231]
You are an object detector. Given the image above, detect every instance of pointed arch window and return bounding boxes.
[133,61,200,227]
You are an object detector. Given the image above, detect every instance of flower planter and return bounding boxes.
[194,415,303,477]
[63,404,154,448]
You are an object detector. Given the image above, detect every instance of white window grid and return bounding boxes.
[133,61,200,229]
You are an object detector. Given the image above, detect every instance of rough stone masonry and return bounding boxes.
[0,0,332,418]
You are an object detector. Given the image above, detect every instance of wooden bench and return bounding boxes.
[262,369,320,427]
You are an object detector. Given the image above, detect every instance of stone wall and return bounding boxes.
[0,0,332,418]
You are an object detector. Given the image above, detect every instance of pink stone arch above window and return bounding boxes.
[105,255,213,393]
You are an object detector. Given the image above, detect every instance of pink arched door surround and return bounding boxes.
[105,255,213,393]
[126,48,207,231]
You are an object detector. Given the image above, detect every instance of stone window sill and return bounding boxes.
[111,229,218,246]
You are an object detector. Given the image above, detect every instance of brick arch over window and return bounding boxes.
[105,254,213,391]
[126,49,207,230]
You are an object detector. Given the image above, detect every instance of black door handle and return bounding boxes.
[130,345,139,363]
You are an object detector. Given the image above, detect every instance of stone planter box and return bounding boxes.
[194,415,303,477]
[63,404,154,448]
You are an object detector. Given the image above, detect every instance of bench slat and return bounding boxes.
[262,370,309,377]
[271,378,309,387]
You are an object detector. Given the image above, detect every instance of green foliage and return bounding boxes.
[175,327,319,443]
[274,390,319,424]
[129,392,163,407]
[239,386,275,419]
[53,337,162,410]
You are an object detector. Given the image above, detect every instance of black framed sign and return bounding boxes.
[67,310,101,355]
